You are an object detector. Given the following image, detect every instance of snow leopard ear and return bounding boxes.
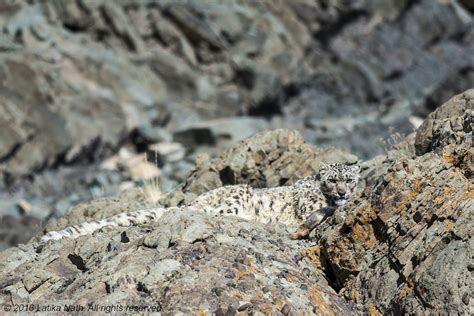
[351,165,361,173]
[319,162,329,174]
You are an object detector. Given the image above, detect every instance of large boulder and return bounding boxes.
[314,90,473,314]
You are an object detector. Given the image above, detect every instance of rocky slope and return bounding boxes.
[0,0,473,250]
[0,90,472,314]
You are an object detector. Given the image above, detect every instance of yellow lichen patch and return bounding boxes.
[246,255,256,264]
[274,298,287,310]
[236,265,258,279]
[303,246,322,269]
[307,288,334,316]
[406,189,418,202]
[452,184,474,207]
[193,309,208,316]
[352,223,377,249]
[411,178,422,192]
[251,290,263,301]
[444,219,455,232]
[398,285,412,300]
[368,303,382,316]
[441,151,457,164]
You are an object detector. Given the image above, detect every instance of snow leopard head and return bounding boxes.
[319,163,360,206]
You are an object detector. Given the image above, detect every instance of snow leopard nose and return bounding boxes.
[337,186,347,197]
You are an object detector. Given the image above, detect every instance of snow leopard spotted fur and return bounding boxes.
[38,163,360,247]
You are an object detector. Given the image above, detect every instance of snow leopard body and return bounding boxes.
[38,163,360,246]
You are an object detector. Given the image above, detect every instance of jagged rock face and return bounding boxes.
[1,0,472,180]
[0,211,353,314]
[0,91,472,314]
[315,90,473,314]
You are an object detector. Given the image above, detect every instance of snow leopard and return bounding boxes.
[37,163,360,248]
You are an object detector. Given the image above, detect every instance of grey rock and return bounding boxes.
[313,91,473,315]
[173,117,269,148]
[0,209,351,314]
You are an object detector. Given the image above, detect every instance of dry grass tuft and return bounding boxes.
[140,151,165,205]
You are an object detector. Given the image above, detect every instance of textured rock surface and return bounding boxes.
[0,0,472,177]
[0,0,472,250]
[312,90,473,314]
[0,90,472,314]
[1,212,353,314]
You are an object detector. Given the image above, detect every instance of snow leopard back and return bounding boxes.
[37,163,359,248]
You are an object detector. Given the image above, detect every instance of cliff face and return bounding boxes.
[0,90,472,314]
[315,90,473,314]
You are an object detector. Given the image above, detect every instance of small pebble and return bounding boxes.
[238,302,251,311]
[262,286,271,293]
[213,287,224,296]
[462,292,470,305]
[281,304,291,315]
[302,267,311,277]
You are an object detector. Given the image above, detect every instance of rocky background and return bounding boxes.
[0,0,473,312]
[0,90,472,314]
[1,0,473,251]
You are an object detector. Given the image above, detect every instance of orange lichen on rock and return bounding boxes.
[258,304,276,315]
[398,285,412,300]
[285,270,299,282]
[274,298,287,310]
[307,288,334,316]
[368,303,383,316]
[441,152,458,164]
[352,222,377,248]
[443,219,455,232]
[250,290,263,302]
[193,309,208,316]
[303,245,322,268]
[411,178,422,192]
[236,265,257,280]
[452,183,474,207]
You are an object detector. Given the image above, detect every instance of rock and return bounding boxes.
[0,0,472,252]
[282,0,474,159]
[173,117,269,148]
[312,90,473,314]
[148,142,186,166]
[169,129,357,203]
[0,0,315,179]
[0,210,352,314]
[16,199,32,215]
[0,0,472,311]
[132,125,173,146]
[415,89,473,162]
